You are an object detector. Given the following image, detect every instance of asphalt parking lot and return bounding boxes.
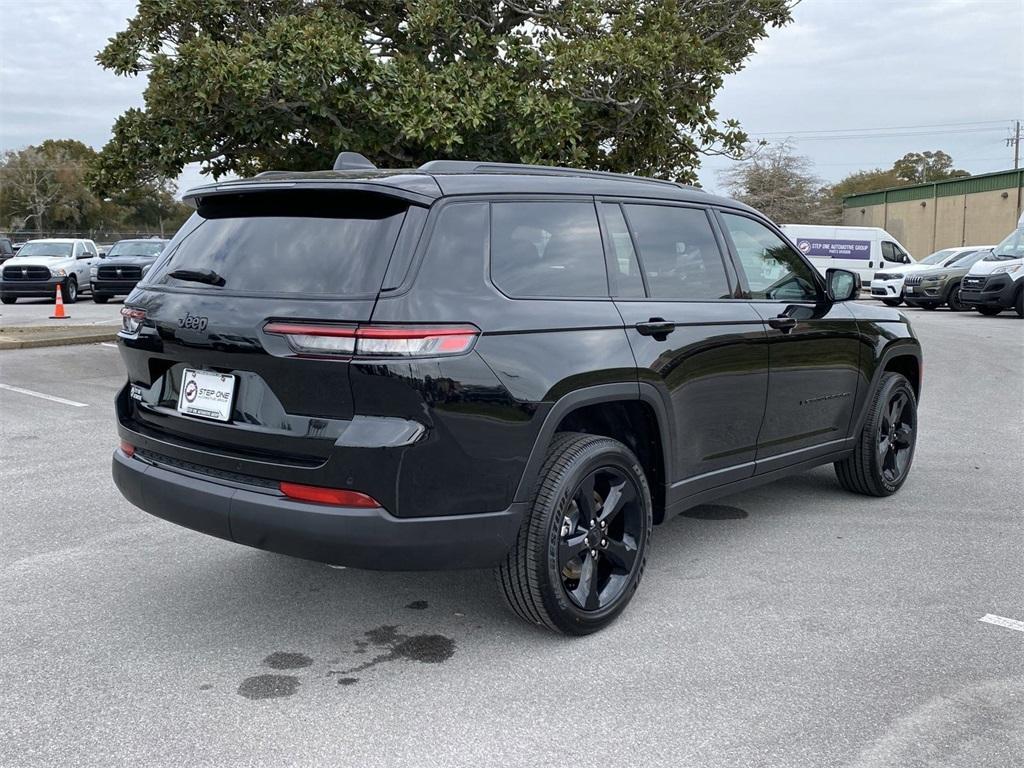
[0,295,124,328]
[1,307,1021,767]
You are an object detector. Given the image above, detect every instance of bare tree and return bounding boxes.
[1,147,63,233]
[720,141,830,224]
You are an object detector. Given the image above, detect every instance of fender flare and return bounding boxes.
[851,339,922,437]
[512,381,674,504]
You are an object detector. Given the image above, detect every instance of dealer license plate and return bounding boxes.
[177,368,236,422]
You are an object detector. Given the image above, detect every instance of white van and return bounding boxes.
[779,225,913,286]
[959,212,1024,317]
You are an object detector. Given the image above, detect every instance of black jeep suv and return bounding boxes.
[112,156,922,635]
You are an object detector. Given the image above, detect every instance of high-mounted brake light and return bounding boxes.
[279,482,380,508]
[120,307,146,336]
[264,323,479,358]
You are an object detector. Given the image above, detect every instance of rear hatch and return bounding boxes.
[118,188,420,471]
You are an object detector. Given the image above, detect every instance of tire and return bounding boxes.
[92,293,110,304]
[496,432,653,635]
[882,298,902,307]
[1016,287,1023,318]
[919,302,937,310]
[1,296,15,305]
[64,277,78,304]
[835,372,917,497]
[946,282,966,312]
[977,306,1002,317]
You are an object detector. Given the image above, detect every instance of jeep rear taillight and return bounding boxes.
[264,323,479,358]
[120,307,146,336]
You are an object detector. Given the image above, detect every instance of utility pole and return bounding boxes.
[1008,120,1021,169]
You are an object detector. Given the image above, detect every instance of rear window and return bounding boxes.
[148,191,408,296]
[490,201,607,298]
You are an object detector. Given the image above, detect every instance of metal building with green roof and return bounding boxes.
[842,169,1023,258]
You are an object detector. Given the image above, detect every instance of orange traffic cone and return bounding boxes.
[50,284,70,320]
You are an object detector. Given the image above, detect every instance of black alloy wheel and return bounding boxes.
[556,466,644,612]
[876,388,916,486]
[497,432,653,635]
[835,372,918,496]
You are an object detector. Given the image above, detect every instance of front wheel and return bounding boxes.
[882,298,902,307]
[496,432,653,635]
[977,306,1002,317]
[92,293,111,304]
[63,277,78,304]
[1016,288,1023,318]
[835,372,917,497]
[0,296,15,305]
[946,283,966,312]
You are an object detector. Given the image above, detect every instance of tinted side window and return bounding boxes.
[881,242,897,261]
[491,202,607,298]
[623,204,730,300]
[600,203,645,298]
[720,213,819,302]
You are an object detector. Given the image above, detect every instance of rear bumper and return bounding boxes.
[92,279,139,295]
[112,449,527,570]
[959,277,1020,308]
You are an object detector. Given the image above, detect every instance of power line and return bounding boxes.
[751,118,1017,138]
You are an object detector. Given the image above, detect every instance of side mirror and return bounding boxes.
[826,268,860,302]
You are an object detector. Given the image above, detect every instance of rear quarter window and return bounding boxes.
[490,201,608,298]
[148,191,408,297]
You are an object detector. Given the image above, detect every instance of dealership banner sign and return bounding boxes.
[796,238,871,260]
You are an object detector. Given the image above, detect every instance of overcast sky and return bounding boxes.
[0,0,1021,195]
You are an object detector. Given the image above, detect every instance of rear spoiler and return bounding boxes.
[182,177,440,209]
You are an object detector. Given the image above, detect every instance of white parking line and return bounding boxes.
[979,614,1024,633]
[0,383,89,408]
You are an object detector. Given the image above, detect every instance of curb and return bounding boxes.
[0,328,119,350]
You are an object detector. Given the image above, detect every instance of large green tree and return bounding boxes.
[891,150,969,184]
[93,0,794,190]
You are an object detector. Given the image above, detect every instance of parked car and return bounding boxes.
[0,238,98,304]
[779,224,913,286]
[959,214,1024,317]
[902,248,994,311]
[0,237,14,264]
[871,246,993,306]
[111,156,922,635]
[90,238,169,303]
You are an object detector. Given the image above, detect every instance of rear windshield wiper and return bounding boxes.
[167,268,225,287]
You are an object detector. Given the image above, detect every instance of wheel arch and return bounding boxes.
[513,383,673,523]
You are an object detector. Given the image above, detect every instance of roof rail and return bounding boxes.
[417,160,700,191]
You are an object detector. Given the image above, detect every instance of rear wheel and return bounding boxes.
[977,306,1002,316]
[882,298,902,307]
[946,282,966,312]
[92,293,111,304]
[64,277,78,304]
[496,432,653,635]
[835,372,917,497]
[1,296,15,305]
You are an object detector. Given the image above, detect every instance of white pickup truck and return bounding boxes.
[0,238,99,304]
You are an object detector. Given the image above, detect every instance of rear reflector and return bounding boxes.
[120,440,135,457]
[279,482,380,508]
[264,322,479,358]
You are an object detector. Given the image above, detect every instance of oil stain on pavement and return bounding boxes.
[237,651,314,699]
[329,625,456,682]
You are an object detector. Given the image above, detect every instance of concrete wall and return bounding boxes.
[844,186,1022,258]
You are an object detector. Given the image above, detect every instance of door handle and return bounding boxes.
[636,319,676,338]
[767,315,798,333]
